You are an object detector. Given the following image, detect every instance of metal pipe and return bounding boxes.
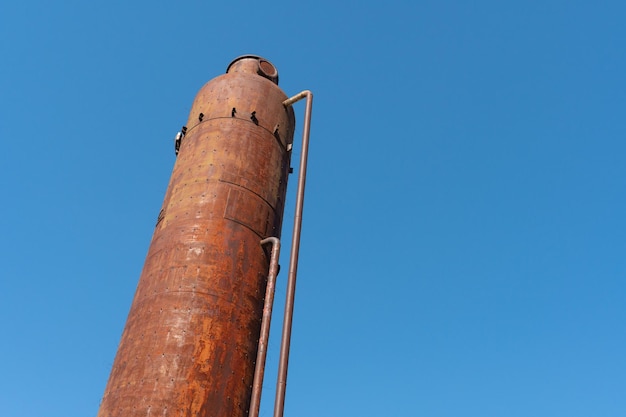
[249,237,281,417]
[282,91,310,107]
[273,90,313,417]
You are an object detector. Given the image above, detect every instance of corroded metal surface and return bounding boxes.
[98,56,294,417]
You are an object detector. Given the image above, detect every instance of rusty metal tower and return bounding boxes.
[97,55,312,417]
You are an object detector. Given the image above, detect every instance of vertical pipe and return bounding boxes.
[274,91,313,417]
[249,237,281,417]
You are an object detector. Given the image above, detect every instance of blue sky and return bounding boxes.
[1,1,625,416]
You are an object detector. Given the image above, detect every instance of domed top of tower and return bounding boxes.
[226,55,279,85]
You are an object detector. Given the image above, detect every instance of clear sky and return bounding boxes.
[1,1,625,416]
